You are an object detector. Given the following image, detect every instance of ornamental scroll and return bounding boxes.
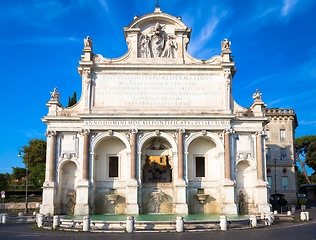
[139,22,178,59]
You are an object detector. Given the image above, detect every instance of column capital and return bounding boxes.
[177,128,185,134]
[129,128,138,134]
[45,130,57,138]
[224,128,234,135]
[79,128,90,136]
[255,130,264,136]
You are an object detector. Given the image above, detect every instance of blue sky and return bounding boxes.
[0,0,315,174]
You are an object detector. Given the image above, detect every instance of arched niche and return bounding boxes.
[140,135,174,183]
[60,161,77,215]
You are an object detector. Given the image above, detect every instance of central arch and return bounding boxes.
[138,132,177,214]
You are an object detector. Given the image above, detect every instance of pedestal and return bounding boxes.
[256,180,271,213]
[125,180,139,214]
[221,179,238,214]
[175,179,188,214]
[74,179,90,215]
[40,181,56,215]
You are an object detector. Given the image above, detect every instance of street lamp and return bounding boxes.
[17,146,28,214]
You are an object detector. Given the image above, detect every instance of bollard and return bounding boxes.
[273,210,278,215]
[250,215,257,227]
[287,211,291,216]
[18,212,23,217]
[83,215,90,231]
[176,216,184,232]
[291,205,296,214]
[261,213,265,220]
[33,211,37,216]
[2,213,7,224]
[53,215,60,229]
[305,212,309,221]
[0,213,3,224]
[126,216,134,233]
[300,212,306,221]
[220,215,227,231]
[37,214,44,227]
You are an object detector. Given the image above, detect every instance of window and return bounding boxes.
[266,148,271,160]
[282,177,288,190]
[196,157,205,177]
[281,148,287,160]
[109,156,119,178]
[280,129,286,141]
[266,129,270,141]
[267,176,272,186]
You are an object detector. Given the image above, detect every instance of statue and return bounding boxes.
[50,87,60,100]
[84,36,93,49]
[221,38,231,51]
[139,35,151,58]
[252,89,262,102]
[162,36,177,58]
[150,23,165,58]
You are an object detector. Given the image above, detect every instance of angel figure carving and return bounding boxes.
[139,35,151,58]
[252,89,262,102]
[50,87,60,100]
[163,36,178,58]
[84,36,93,49]
[221,38,231,51]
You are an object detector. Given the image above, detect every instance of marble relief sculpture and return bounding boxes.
[139,22,177,58]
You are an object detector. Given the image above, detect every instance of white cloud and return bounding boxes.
[281,0,299,16]
[299,120,316,125]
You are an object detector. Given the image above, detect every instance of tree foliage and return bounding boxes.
[29,163,45,190]
[0,173,9,191]
[68,92,77,107]
[20,138,46,190]
[11,167,27,180]
[295,135,316,184]
[22,139,46,169]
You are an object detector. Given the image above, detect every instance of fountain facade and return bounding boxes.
[41,6,271,216]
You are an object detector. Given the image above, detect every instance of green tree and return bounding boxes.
[22,139,46,169]
[306,140,316,174]
[0,173,9,191]
[68,92,77,107]
[11,167,27,180]
[295,135,316,184]
[29,163,45,190]
[297,169,308,186]
[20,139,46,190]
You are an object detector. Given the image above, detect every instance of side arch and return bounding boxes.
[90,132,131,153]
[185,132,224,153]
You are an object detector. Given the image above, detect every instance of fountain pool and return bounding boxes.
[63,213,247,221]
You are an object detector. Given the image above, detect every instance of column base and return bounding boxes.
[175,203,188,214]
[221,179,237,214]
[74,180,90,215]
[174,180,188,214]
[126,180,139,215]
[256,180,270,213]
[74,203,89,215]
[40,181,56,215]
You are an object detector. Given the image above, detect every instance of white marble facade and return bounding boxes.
[41,7,271,216]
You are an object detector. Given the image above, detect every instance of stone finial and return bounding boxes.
[50,87,60,101]
[221,39,231,51]
[252,89,262,102]
[84,36,93,49]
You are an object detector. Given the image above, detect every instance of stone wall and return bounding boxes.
[0,202,41,210]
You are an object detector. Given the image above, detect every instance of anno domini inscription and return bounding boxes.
[94,74,222,107]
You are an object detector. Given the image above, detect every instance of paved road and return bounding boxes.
[1,203,316,240]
